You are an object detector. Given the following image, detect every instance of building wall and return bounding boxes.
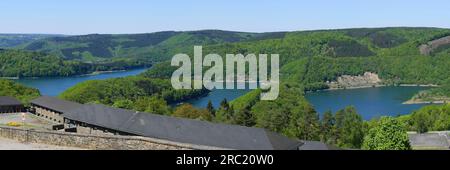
[76,125,117,136]
[64,119,131,136]
[0,126,225,150]
[32,105,64,124]
[0,105,24,113]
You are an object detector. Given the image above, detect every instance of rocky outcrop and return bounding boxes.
[327,72,382,89]
[419,36,450,55]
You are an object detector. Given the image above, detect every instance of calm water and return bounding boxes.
[13,69,431,120]
[305,86,432,120]
[186,89,252,108]
[189,86,431,119]
[14,68,148,96]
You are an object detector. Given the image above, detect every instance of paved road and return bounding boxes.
[0,137,83,150]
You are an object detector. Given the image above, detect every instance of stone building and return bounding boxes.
[0,96,24,113]
[63,103,334,150]
[26,97,334,150]
[30,96,83,124]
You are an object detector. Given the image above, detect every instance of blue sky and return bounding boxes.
[1,0,449,35]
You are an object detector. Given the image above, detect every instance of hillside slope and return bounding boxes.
[140,27,450,87]
[22,30,286,63]
[0,79,40,103]
[137,27,450,106]
[0,49,145,77]
[0,34,62,48]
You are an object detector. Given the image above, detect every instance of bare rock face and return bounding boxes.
[328,72,381,89]
[420,36,450,55]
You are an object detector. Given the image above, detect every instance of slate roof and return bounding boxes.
[63,104,138,131]
[298,141,338,150]
[64,104,305,150]
[0,96,23,106]
[30,96,83,114]
[409,133,450,149]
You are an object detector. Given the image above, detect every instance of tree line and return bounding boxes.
[0,79,40,103]
[0,49,147,77]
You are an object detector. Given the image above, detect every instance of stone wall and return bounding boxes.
[0,126,224,150]
[76,125,117,136]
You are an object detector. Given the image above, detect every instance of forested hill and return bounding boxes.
[21,30,286,63]
[8,28,450,64]
[4,27,450,82]
[201,27,450,64]
[143,27,450,87]
[140,27,450,111]
[0,34,62,48]
[0,49,146,77]
[0,79,40,103]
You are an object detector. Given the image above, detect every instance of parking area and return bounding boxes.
[0,113,55,130]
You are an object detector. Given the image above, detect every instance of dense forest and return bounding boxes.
[406,79,450,103]
[137,28,450,97]
[59,75,209,115]
[0,49,147,77]
[1,30,286,77]
[0,34,60,48]
[397,104,450,133]
[281,55,450,91]
[0,79,40,103]
[212,84,449,149]
[21,30,285,63]
[3,27,450,82]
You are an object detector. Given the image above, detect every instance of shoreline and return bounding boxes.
[403,100,447,105]
[308,84,446,105]
[398,84,439,87]
[0,77,20,80]
[403,96,449,104]
[308,83,438,93]
[1,68,148,80]
[80,70,127,76]
[325,84,387,91]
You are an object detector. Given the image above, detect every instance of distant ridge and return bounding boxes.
[0,34,63,48]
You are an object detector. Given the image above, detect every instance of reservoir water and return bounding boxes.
[185,82,255,108]
[305,86,432,120]
[12,69,431,120]
[189,86,431,120]
[13,68,148,96]
[186,89,251,108]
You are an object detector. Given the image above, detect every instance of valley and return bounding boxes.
[13,68,148,96]
[1,27,450,150]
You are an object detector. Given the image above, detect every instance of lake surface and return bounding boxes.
[13,69,432,120]
[189,86,431,120]
[186,89,252,108]
[14,68,148,96]
[305,86,432,120]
